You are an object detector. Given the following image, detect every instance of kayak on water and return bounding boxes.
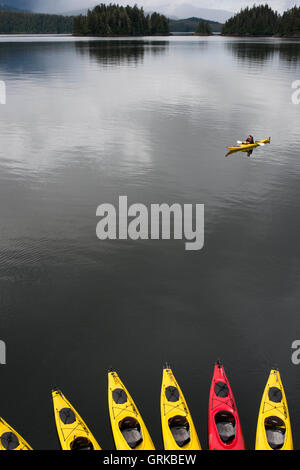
[255,369,293,450]
[160,366,201,450]
[108,370,155,450]
[52,389,101,450]
[226,137,271,152]
[0,417,32,450]
[208,361,245,450]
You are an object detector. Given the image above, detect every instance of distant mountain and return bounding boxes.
[169,16,223,33]
[155,3,233,23]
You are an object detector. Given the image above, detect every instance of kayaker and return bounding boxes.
[245,135,254,144]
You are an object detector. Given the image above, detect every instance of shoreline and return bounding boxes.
[222,33,300,38]
[72,33,172,37]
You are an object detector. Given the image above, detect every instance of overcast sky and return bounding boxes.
[71,0,300,14]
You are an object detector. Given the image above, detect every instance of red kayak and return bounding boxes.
[208,362,245,450]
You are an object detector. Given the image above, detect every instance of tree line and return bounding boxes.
[222,4,300,36]
[73,4,170,36]
[195,20,212,35]
[0,11,73,34]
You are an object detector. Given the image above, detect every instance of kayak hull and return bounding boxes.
[52,389,101,450]
[108,371,155,450]
[226,137,271,152]
[160,367,201,450]
[208,363,245,450]
[0,417,32,450]
[255,369,293,450]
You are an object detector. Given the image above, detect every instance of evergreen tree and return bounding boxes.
[0,10,73,33]
[72,3,169,36]
[196,20,212,35]
[276,6,300,36]
[222,4,278,36]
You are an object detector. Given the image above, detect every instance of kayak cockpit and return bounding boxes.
[119,417,143,449]
[265,416,286,450]
[168,415,191,447]
[70,436,94,450]
[215,411,236,444]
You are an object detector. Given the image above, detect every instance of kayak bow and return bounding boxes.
[52,389,101,450]
[208,362,245,450]
[226,137,271,152]
[255,369,293,450]
[0,417,32,450]
[160,367,201,450]
[108,371,155,450]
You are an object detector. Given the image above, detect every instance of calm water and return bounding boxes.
[0,35,300,450]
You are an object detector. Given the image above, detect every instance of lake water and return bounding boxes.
[0,34,300,450]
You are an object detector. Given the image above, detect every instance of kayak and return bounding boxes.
[108,371,155,450]
[208,362,245,450]
[52,388,101,450]
[160,366,201,450]
[0,417,32,450]
[255,369,293,450]
[226,137,271,152]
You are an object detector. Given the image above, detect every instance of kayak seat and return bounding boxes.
[266,429,285,449]
[119,417,143,449]
[265,416,286,450]
[70,436,94,450]
[168,415,191,448]
[215,411,236,444]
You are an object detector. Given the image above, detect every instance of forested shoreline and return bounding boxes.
[0,3,300,37]
[194,20,212,36]
[73,4,170,36]
[0,10,73,34]
[222,4,300,37]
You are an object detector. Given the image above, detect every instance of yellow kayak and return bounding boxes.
[52,389,101,450]
[255,369,293,450]
[227,137,271,152]
[0,417,32,450]
[160,367,201,450]
[108,371,155,450]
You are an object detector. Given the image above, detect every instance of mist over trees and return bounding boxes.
[222,4,300,36]
[73,4,170,36]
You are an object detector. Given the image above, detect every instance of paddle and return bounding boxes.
[237,140,265,146]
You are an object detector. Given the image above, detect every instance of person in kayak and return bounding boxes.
[245,135,254,144]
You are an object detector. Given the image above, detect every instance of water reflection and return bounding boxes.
[226,40,300,66]
[0,42,77,76]
[75,40,169,67]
